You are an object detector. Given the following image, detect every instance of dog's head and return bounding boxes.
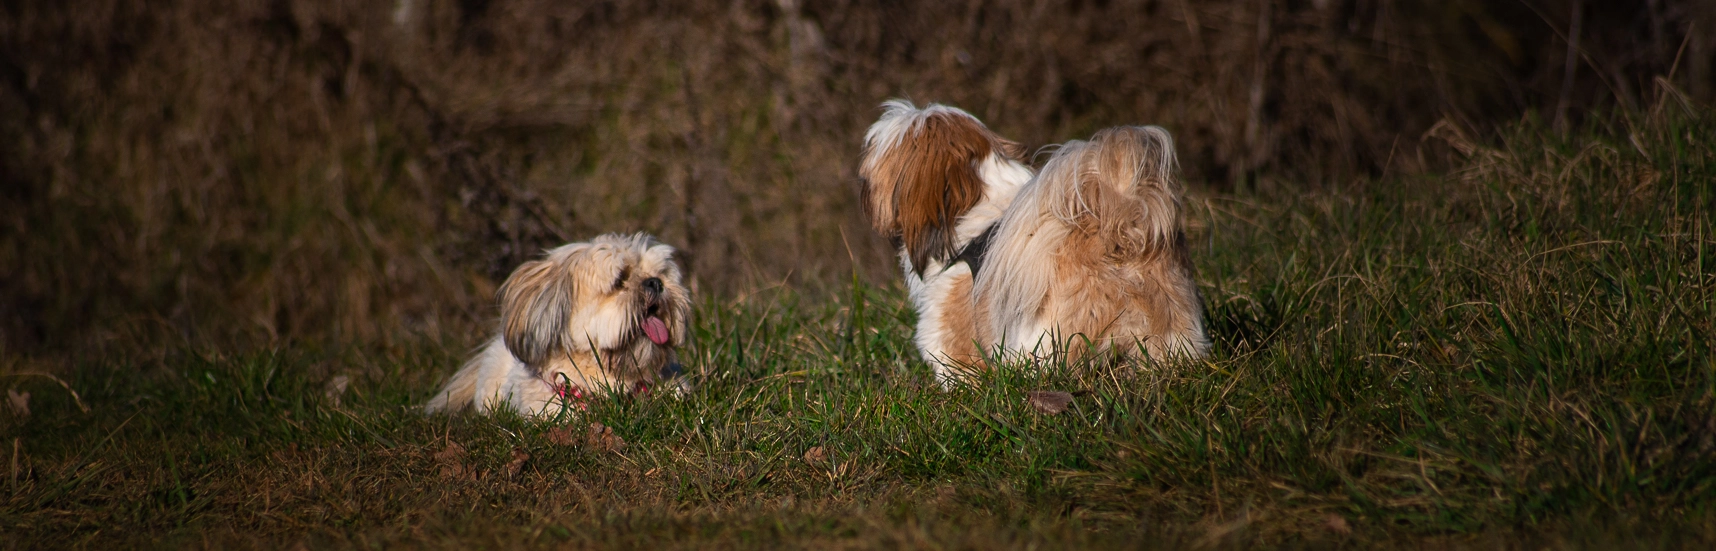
[859,100,1027,274]
[496,233,691,376]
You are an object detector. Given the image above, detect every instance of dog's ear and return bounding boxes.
[498,256,576,366]
[859,104,991,274]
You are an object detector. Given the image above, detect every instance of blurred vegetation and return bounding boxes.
[1,0,1712,356]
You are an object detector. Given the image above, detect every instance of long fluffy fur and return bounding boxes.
[424,233,692,417]
[975,126,1211,361]
[858,100,1033,379]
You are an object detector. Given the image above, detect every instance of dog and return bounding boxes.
[858,100,1034,381]
[859,102,1209,382]
[974,125,1210,363]
[424,233,692,417]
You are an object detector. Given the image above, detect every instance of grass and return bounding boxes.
[8,1,1706,352]
[3,102,1713,549]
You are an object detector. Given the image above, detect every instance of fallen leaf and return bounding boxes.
[503,447,530,477]
[7,389,29,417]
[803,446,827,464]
[545,426,581,446]
[544,423,627,452]
[1027,390,1074,415]
[270,443,302,463]
[434,441,475,480]
[1196,512,1253,549]
[586,423,627,452]
[439,463,475,480]
[323,375,350,406]
[1323,514,1351,535]
[433,441,467,463]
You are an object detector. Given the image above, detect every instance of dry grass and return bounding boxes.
[2,87,1713,548]
[2,1,1711,355]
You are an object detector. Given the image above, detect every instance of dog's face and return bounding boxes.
[859,100,1027,274]
[497,233,691,376]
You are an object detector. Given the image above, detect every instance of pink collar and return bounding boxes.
[543,377,590,410]
[542,377,651,409]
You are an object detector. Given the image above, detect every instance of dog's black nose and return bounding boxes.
[642,277,663,295]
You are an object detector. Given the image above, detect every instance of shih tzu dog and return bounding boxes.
[974,125,1211,363]
[859,101,1209,383]
[858,100,1034,380]
[424,233,692,417]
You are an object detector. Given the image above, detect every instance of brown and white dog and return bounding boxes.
[424,233,692,417]
[858,100,1034,381]
[859,102,1209,382]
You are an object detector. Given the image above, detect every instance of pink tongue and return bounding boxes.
[642,316,671,345]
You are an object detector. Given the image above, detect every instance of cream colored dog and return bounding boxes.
[975,126,1210,363]
[424,233,691,417]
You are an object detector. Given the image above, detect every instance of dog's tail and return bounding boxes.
[422,357,483,414]
[1044,125,1183,252]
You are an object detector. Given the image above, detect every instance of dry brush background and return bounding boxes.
[2,0,1711,357]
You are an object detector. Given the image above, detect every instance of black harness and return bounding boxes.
[949,223,999,278]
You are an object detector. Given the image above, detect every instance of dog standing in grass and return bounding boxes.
[424,233,691,417]
[857,100,1035,380]
[859,102,1209,382]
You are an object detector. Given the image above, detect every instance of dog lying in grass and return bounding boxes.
[424,233,691,417]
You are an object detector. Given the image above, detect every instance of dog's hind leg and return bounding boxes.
[423,343,499,414]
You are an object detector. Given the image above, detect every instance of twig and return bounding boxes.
[1555,0,1584,131]
[1525,240,1621,263]
[67,411,139,473]
[838,224,860,281]
[2,372,90,413]
[678,62,708,279]
[1666,22,1695,83]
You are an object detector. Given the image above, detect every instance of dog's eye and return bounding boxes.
[611,267,631,291]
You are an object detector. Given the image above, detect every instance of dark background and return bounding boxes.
[2,0,1710,356]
